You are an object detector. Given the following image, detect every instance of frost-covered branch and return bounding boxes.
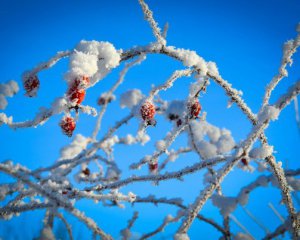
[88,155,226,192]
[1,1,300,239]
[135,195,226,236]
[140,212,183,239]
[263,27,300,106]
[138,0,166,45]
[54,212,74,240]
[120,211,139,240]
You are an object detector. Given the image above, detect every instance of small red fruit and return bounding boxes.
[97,95,114,105]
[190,99,201,118]
[148,162,158,173]
[68,87,86,105]
[67,76,90,105]
[140,101,156,120]
[23,75,40,97]
[82,168,90,176]
[241,158,248,166]
[60,116,76,137]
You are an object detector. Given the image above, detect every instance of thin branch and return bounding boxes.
[92,54,146,140]
[138,0,166,45]
[54,212,74,240]
[229,214,255,240]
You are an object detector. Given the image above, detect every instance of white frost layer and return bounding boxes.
[211,194,237,217]
[165,100,186,119]
[51,97,68,114]
[0,80,19,110]
[0,80,19,97]
[0,95,7,110]
[207,61,219,76]
[66,40,121,86]
[175,48,208,76]
[0,113,13,125]
[174,233,190,240]
[234,233,252,240]
[249,145,273,159]
[39,226,55,240]
[258,105,280,122]
[120,89,143,109]
[189,120,235,159]
[60,134,90,160]
[66,51,98,82]
[156,140,166,151]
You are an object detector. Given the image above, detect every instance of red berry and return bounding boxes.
[68,87,86,105]
[60,116,76,137]
[190,99,201,118]
[97,95,114,105]
[140,101,156,120]
[82,168,90,176]
[148,162,158,173]
[23,75,40,97]
[67,76,90,105]
[62,190,68,195]
[241,158,248,166]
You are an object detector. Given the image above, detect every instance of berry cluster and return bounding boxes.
[59,76,90,137]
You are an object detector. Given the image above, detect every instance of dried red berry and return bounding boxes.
[60,116,76,137]
[148,162,158,173]
[62,190,68,195]
[140,101,156,120]
[190,99,201,118]
[23,75,40,97]
[82,168,90,176]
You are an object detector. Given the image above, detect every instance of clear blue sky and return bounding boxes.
[0,0,299,239]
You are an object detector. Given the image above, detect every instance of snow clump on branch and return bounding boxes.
[65,40,121,86]
[0,80,19,110]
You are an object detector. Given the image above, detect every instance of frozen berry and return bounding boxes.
[97,95,114,105]
[148,162,158,173]
[60,116,76,137]
[82,168,90,176]
[68,87,86,105]
[190,99,201,118]
[241,158,248,166]
[67,76,90,105]
[23,75,40,97]
[140,101,156,120]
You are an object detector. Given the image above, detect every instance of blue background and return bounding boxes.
[0,0,299,239]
